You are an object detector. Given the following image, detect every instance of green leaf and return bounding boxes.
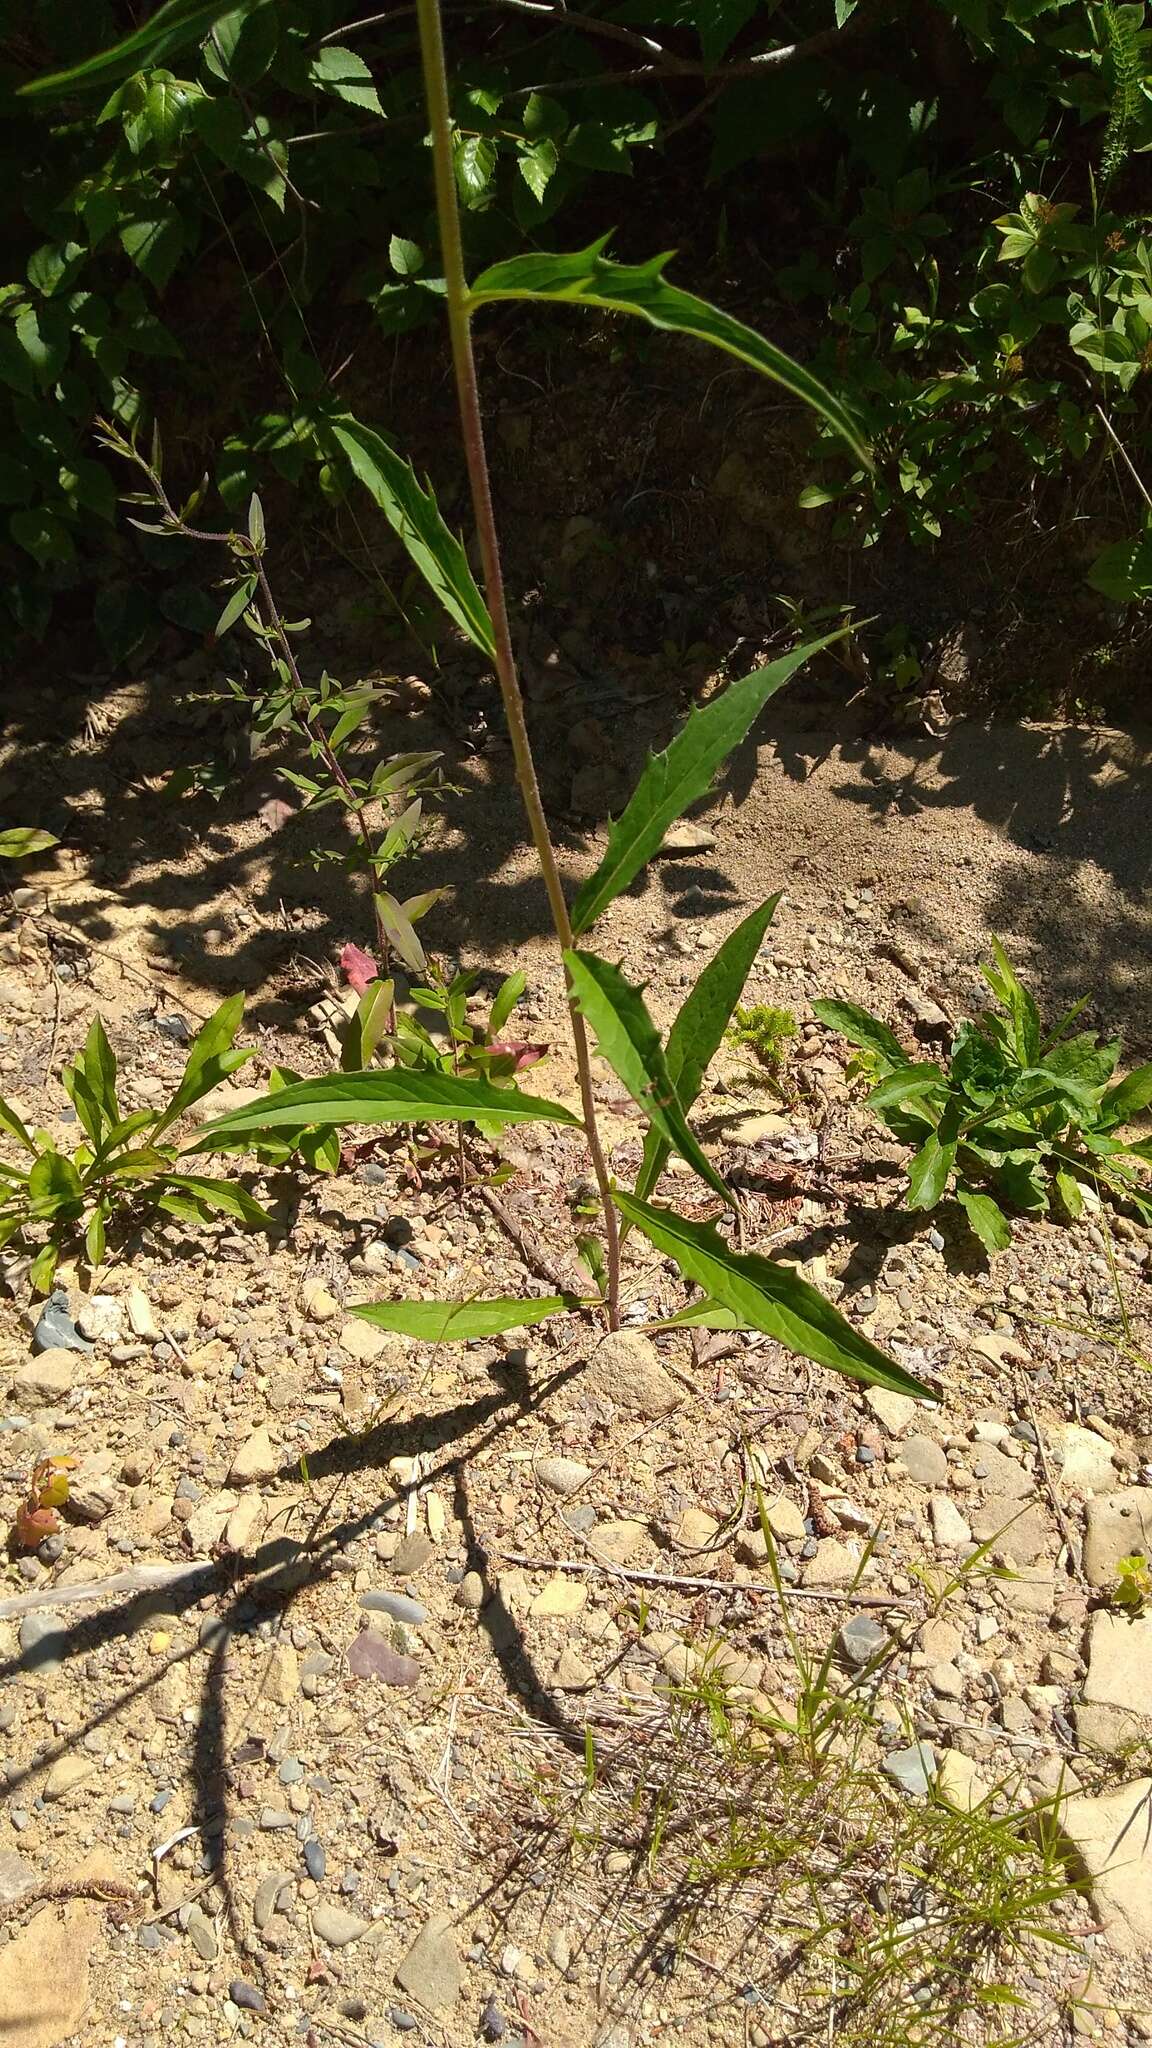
[565,950,733,1207]
[0,1095,36,1153]
[0,828,58,860]
[571,633,840,935]
[80,1016,120,1132]
[308,44,384,113]
[18,0,243,99]
[615,1192,933,1399]
[867,1064,946,1110]
[153,993,251,1135]
[1087,528,1152,604]
[635,893,780,1206]
[327,415,495,660]
[29,1242,60,1294]
[214,575,257,639]
[518,140,558,203]
[390,235,424,277]
[342,980,394,1072]
[811,999,908,1071]
[956,1186,1012,1251]
[1101,1061,1152,1127]
[26,1149,85,1221]
[375,891,426,976]
[349,1295,576,1340]
[203,1,278,85]
[161,1172,273,1225]
[981,939,1040,1066]
[648,1298,746,1330]
[907,1131,955,1209]
[1053,1169,1084,1221]
[85,1203,107,1267]
[468,242,870,468]
[454,134,497,206]
[192,1068,582,1141]
[488,971,527,1040]
[119,208,187,292]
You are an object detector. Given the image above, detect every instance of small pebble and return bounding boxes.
[229,1979,266,2013]
[303,1837,326,1881]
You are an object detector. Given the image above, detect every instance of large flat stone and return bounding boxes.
[1053,1779,1152,1956]
[1083,1489,1152,1590]
[1076,1610,1152,1757]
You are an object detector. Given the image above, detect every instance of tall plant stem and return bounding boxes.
[415,0,621,1329]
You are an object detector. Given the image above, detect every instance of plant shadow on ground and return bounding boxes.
[4,650,1152,1056]
[0,1338,1084,2045]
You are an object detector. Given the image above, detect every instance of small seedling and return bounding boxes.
[0,998,273,1292]
[12,1454,75,1551]
[815,941,1152,1249]
[724,1002,797,1094]
[1112,1553,1152,1614]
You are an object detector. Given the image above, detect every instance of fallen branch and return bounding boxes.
[497,1549,912,1608]
[0,1561,200,1621]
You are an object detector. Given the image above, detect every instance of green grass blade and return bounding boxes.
[634,893,780,1207]
[468,242,870,468]
[349,1295,577,1340]
[192,1068,582,1142]
[565,949,733,1208]
[17,0,240,98]
[614,1191,935,1398]
[571,634,842,936]
[328,415,495,660]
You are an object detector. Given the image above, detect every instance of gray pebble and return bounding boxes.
[150,1789,173,1814]
[359,1590,430,1627]
[389,2012,418,2034]
[882,1742,936,1798]
[18,1613,65,1674]
[138,1923,165,1952]
[837,1614,889,1669]
[229,1979,266,2012]
[259,1808,295,1831]
[303,1837,326,1881]
[32,1292,93,1354]
[277,1758,304,1785]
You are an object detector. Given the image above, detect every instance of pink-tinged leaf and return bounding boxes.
[340,941,379,995]
[488,1041,549,1071]
[14,1502,60,1550]
[346,1629,419,1684]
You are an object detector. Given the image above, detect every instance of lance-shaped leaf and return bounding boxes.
[327,415,495,660]
[0,828,58,858]
[161,1173,274,1225]
[349,1295,578,1341]
[192,1067,582,1143]
[18,0,242,98]
[634,893,780,1206]
[468,242,870,468]
[1101,1060,1152,1128]
[614,1191,935,1399]
[956,1187,1012,1252]
[811,999,909,1072]
[564,950,733,1207]
[571,634,841,934]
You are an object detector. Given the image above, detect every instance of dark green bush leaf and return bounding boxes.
[309,46,384,115]
[18,0,242,98]
[1101,1061,1152,1127]
[867,1064,946,1111]
[907,1131,955,1209]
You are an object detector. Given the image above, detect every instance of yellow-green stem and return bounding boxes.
[415,0,621,1327]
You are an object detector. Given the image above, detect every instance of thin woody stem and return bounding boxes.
[414,0,622,1328]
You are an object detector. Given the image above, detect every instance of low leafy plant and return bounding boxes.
[814,943,1152,1251]
[1112,1552,1152,1615]
[724,1002,797,1092]
[0,998,273,1292]
[12,1454,75,1552]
